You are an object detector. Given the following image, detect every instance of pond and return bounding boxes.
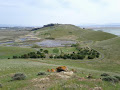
[36,40,76,47]
[0,41,14,45]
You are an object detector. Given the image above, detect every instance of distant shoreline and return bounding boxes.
[79,26,120,36]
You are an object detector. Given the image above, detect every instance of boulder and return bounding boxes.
[56,66,68,72]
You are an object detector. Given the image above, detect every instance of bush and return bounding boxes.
[114,75,120,81]
[41,53,46,58]
[102,76,119,83]
[13,56,18,59]
[44,50,49,54]
[101,73,109,77]
[71,43,79,47]
[22,54,29,58]
[0,84,2,88]
[49,55,53,58]
[12,73,26,81]
[71,54,78,60]
[77,55,85,59]
[53,48,59,54]
[37,72,46,76]
[88,55,95,59]
[40,49,43,52]
[37,51,41,54]
[31,44,40,48]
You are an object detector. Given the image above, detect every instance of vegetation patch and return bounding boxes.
[37,72,47,76]
[114,75,120,81]
[102,76,119,83]
[0,83,2,88]
[31,44,41,48]
[13,49,47,59]
[12,73,26,81]
[101,73,110,77]
[51,47,100,60]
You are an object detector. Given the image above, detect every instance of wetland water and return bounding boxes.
[36,40,76,47]
[92,27,120,36]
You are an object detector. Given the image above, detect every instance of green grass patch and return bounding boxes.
[0,46,36,59]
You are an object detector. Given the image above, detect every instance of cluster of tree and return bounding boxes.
[49,48,100,60]
[13,49,48,59]
[43,23,60,27]
[31,27,41,31]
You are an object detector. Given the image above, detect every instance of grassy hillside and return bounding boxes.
[34,24,117,41]
[92,37,120,62]
[81,30,117,41]
[0,46,36,59]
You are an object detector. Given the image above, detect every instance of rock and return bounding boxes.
[47,69,50,72]
[51,69,56,72]
[56,66,68,72]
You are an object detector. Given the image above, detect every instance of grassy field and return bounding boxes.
[0,59,120,90]
[0,46,36,59]
[42,47,77,54]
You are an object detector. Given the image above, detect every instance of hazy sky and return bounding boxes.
[0,0,120,26]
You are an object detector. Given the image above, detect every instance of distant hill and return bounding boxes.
[34,24,117,41]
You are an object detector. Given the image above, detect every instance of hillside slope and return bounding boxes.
[34,24,117,41]
[92,37,120,61]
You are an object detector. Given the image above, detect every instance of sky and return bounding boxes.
[0,0,120,26]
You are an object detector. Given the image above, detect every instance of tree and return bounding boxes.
[13,56,18,59]
[40,49,43,52]
[44,50,49,54]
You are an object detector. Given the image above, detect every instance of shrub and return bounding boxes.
[71,43,79,47]
[96,54,99,58]
[12,73,26,81]
[77,55,85,59]
[40,49,43,52]
[101,73,110,77]
[71,54,78,60]
[88,55,95,59]
[37,51,41,54]
[44,50,49,54]
[13,56,18,59]
[53,48,59,54]
[0,84,2,88]
[37,72,46,76]
[31,44,40,48]
[49,55,53,58]
[22,54,29,58]
[114,76,120,81]
[40,53,46,58]
[102,76,119,83]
